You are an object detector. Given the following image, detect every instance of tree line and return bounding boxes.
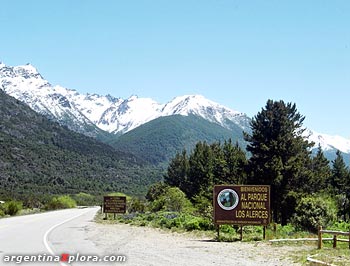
[164,100,350,228]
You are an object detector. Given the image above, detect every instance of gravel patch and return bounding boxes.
[85,222,312,266]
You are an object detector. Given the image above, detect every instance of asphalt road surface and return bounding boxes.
[0,207,101,266]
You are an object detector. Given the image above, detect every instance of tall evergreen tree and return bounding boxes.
[164,149,189,192]
[222,139,247,184]
[331,150,349,194]
[330,150,350,221]
[210,141,228,185]
[244,100,313,224]
[309,145,331,193]
[187,141,214,199]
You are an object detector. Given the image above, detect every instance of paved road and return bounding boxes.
[0,207,101,266]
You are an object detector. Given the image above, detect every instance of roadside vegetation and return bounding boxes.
[98,100,350,265]
[0,192,103,218]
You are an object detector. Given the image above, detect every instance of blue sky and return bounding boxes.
[1,1,349,137]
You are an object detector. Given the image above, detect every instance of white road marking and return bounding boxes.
[43,208,96,266]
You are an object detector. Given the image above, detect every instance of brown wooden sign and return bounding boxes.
[213,185,270,226]
[103,196,126,214]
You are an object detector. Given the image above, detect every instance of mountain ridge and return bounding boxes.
[1,62,349,158]
[0,62,250,135]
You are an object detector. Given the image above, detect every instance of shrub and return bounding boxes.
[193,194,213,220]
[292,194,337,232]
[147,186,193,213]
[129,198,146,213]
[45,195,76,210]
[184,218,201,231]
[163,187,193,212]
[146,182,169,201]
[0,209,5,217]
[3,200,23,216]
[72,193,96,206]
[220,224,235,234]
[329,221,350,232]
[148,197,166,212]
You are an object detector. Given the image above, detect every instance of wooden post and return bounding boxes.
[333,235,337,248]
[273,223,277,236]
[216,224,220,241]
[263,226,266,240]
[318,225,323,249]
[240,225,243,241]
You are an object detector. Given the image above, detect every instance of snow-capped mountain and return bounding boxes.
[0,62,250,135]
[1,62,349,158]
[306,130,350,154]
[0,62,105,137]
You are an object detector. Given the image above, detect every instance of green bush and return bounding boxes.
[292,194,337,232]
[148,197,166,212]
[129,198,146,213]
[329,221,350,232]
[45,195,76,210]
[220,225,235,234]
[72,193,96,206]
[3,200,23,216]
[184,218,200,231]
[163,187,193,212]
[147,186,193,213]
[0,209,5,217]
[277,223,297,237]
[146,182,169,202]
[198,218,214,231]
[193,194,213,220]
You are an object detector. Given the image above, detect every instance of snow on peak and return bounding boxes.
[306,129,350,153]
[128,95,139,101]
[0,62,249,135]
[14,63,38,72]
[12,63,42,79]
[161,94,247,129]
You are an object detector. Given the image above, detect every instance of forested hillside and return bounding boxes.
[0,90,162,199]
[111,114,246,165]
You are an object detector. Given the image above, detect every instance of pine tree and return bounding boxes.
[165,140,248,201]
[244,100,314,224]
[309,145,331,193]
[331,150,349,194]
[330,150,350,220]
[210,141,228,185]
[164,149,189,192]
[222,139,247,184]
[187,141,214,199]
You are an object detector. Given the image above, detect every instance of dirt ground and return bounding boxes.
[86,222,314,266]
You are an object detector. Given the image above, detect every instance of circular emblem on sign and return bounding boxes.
[217,189,239,211]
